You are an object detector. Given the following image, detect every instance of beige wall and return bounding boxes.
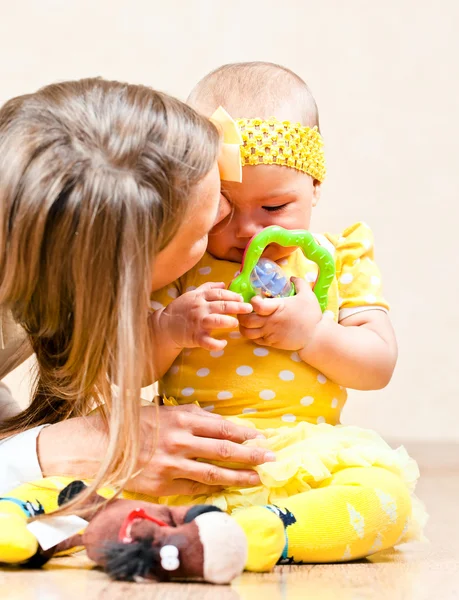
[1,0,458,441]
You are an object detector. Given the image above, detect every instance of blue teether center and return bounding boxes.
[250,259,292,298]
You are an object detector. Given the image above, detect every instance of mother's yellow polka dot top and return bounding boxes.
[151,223,389,429]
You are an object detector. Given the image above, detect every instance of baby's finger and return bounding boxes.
[204,288,248,304]
[291,276,313,296]
[207,300,253,316]
[202,314,239,330]
[252,337,271,347]
[198,334,227,352]
[251,296,283,316]
[196,282,226,292]
[239,325,265,340]
[238,313,266,328]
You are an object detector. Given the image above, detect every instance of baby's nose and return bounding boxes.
[236,219,260,239]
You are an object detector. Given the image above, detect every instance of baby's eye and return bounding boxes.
[263,204,287,212]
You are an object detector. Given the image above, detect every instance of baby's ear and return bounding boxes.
[312,180,322,207]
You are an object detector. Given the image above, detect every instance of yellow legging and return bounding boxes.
[268,466,411,563]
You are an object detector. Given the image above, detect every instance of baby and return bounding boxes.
[148,62,426,563]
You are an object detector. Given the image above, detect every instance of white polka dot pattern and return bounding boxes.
[197,368,210,377]
[198,266,212,275]
[150,301,164,311]
[340,273,353,285]
[305,272,317,283]
[281,413,297,423]
[279,370,295,381]
[300,396,314,406]
[236,365,253,376]
[259,389,276,400]
[253,348,269,357]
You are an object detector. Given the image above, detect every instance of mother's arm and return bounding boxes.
[1,404,275,496]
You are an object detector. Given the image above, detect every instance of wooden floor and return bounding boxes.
[1,443,458,599]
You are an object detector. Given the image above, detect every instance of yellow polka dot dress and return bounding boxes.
[155,223,388,428]
[143,223,427,559]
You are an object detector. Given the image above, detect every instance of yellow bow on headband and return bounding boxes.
[210,107,326,183]
[210,106,243,183]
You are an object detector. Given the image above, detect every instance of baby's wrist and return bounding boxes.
[151,308,184,352]
[299,316,336,363]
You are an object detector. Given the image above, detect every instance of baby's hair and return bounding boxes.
[188,61,320,129]
[0,78,220,514]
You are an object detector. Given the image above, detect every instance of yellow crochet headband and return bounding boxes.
[210,107,326,183]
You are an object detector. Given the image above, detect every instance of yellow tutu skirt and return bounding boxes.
[128,419,427,545]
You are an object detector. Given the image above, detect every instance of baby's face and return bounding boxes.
[208,165,321,263]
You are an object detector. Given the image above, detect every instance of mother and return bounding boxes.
[0,78,271,501]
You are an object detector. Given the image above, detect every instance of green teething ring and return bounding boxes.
[229,226,335,312]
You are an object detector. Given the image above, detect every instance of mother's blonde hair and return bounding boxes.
[0,78,219,508]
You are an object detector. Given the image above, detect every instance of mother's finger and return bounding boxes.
[161,404,222,419]
[180,459,261,488]
[125,473,222,498]
[188,436,275,466]
[165,479,224,496]
[185,411,263,443]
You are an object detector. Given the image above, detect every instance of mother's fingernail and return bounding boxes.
[249,473,260,485]
[255,434,266,440]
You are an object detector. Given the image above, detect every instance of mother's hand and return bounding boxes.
[126,404,274,497]
[38,403,274,498]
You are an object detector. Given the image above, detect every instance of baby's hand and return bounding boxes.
[157,282,253,352]
[238,277,322,351]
